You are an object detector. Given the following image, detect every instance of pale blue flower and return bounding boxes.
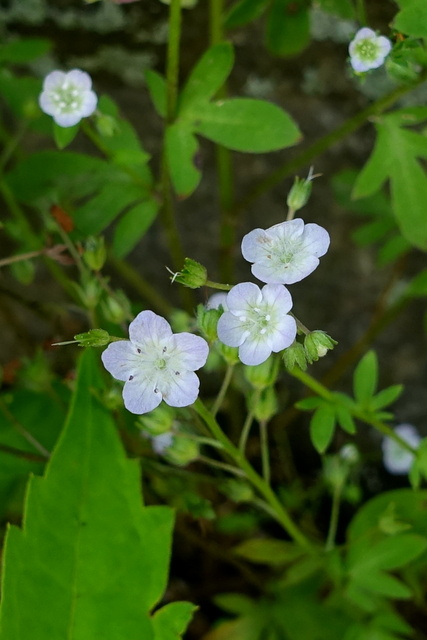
[382,424,421,475]
[102,310,209,414]
[217,282,296,366]
[242,218,330,285]
[39,69,97,127]
[349,28,391,73]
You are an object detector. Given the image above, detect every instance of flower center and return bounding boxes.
[355,39,379,62]
[50,82,83,114]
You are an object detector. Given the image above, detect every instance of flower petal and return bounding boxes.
[101,340,138,381]
[269,315,297,353]
[217,313,247,347]
[261,283,293,314]
[79,90,98,118]
[122,377,162,414]
[66,69,93,90]
[168,333,209,371]
[39,92,57,116]
[53,112,83,127]
[129,310,172,349]
[251,254,320,285]
[300,223,330,257]
[43,70,66,91]
[238,335,272,366]
[241,228,272,262]
[226,282,262,313]
[354,27,376,41]
[161,370,200,407]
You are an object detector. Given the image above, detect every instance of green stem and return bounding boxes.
[325,481,343,552]
[166,0,182,123]
[211,363,235,417]
[232,76,427,216]
[0,249,44,268]
[205,279,232,291]
[355,0,367,25]
[259,419,270,485]
[290,367,417,455]
[193,398,315,550]
[239,406,256,454]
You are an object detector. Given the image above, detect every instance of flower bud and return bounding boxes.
[197,304,222,342]
[251,386,279,422]
[164,436,199,466]
[101,290,131,325]
[323,455,348,491]
[83,236,106,271]
[217,342,239,365]
[173,258,207,289]
[95,112,119,138]
[304,331,337,364]
[220,479,254,503]
[138,404,175,436]
[282,340,307,372]
[74,328,111,347]
[286,171,314,212]
[244,356,279,389]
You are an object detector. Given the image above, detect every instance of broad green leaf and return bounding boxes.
[152,602,197,640]
[165,123,201,197]
[405,268,427,297]
[348,533,427,573]
[394,0,427,38]
[266,0,310,57]
[0,350,176,640]
[0,38,51,63]
[233,538,305,565]
[352,128,392,199]
[294,396,324,410]
[225,0,268,28]
[144,69,167,118]
[377,234,410,266]
[309,403,336,453]
[353,351,378,405]
[193,98,301,152]
[351,570,411,599]
[179,43,234,113]
[73,182,143,236]
[53,122,79,149]
[0,73,41,119]
[112,198,159,258]
[335,405,356,434]
[213,593,255,615]
[371,385,403,411]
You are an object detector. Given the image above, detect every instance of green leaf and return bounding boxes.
[0,73,41,119]
[294,396,324,410]
[179,42,234,113]
[53,122,80,149]
[112,198,159,258]
[0,38,51,63]
[352,128,392,199]
[349,533,427,573]
[165,123,201,197]
[335,405,356,434]
[233,538,305,565]
[225,0,268,28]
[310,403,336,454]
[193,98,301,152]
[394,0,427,38]
[266,0,310,57]
[317,0,355,19]
[352,571,411,599]
[371,385,403,411]
[0,350,177,639]
[152,602,197,640]
[144,69,167,118]
[353,351,378,405]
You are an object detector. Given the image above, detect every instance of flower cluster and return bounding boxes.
[349,28,392,73]
[39,69,97,127]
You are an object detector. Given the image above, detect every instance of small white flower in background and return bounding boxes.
[206,292,228,311]
[349,28,392,73]
[217,282,297,366]
[241,218,330,285]
[101,310,209,414]
[151,432,174,455]
[39,69,97,127]
[382,424,421,475]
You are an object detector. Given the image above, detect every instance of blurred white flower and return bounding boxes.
[151,432,174,455]
[382,424,421,475]
[101,310,209,414]
[217,282,296,366]
[206,292,228,311]
[39,69,97,127]
[349,28,392,73]
[241,218,330,285]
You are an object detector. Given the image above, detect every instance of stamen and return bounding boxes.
[129,375,134,381]
[137,348,141,354]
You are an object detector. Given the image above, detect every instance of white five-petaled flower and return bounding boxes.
[39,69,98,127]
[216,282,297,366]
[382,424,421,475]
[101,310,209,415]
[241,218,330,285]
[349,28,392,73]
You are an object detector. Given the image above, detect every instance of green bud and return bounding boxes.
[74,328,111,347]
[220,479,254,503]
[286,168,316,212]
[282,340,307,372]
[217,342,239,365]
[83,236,106,271]
[323,455,348,491]
[197,304,222,342]
[251,386,279,422]
[138,404,175,437]
[304,331,337,364]
[101,290,131,325]
[244,356,279,389]
[95,112,119,137]
[339,443,360,466]
[23,98,40,120]
[164,436,199,466]
[72,276,102,310]
[10,259,35,285]
[172,258,207,289]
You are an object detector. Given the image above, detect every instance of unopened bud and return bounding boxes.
[197,304,222,342]
[251,386,278,422]
[244,356,279,389]
[83,236,106,271]
[138,404,175,437]
[101,290,131,325]
[221,479,254,503]
[304,331,337,364]
[164,436,199,466]
[74,328,111,347]
[95,112,119,137]
[286,167,317,212]
[172,258,207,289]
[282,340,307,371]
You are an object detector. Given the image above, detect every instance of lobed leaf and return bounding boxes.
[112,198,159,258]
[165,123,201,197]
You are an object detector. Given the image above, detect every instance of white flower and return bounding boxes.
[349,28,392,73]
[216,282,297,366]
[241,218,330,285]
[206,292,228,311]
[382,424,421,475]
[101,310,209,414]
[39,69,98,127]
[151,432,174,455]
